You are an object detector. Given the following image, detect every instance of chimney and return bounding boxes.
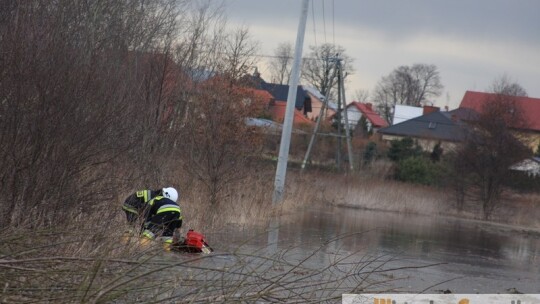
[444,105,449,112]
[423,105,440,115]
[365,103,373,110]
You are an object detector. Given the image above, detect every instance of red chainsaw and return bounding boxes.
[172,229,213,254]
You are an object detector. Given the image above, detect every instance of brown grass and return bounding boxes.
[0,200,411,303]
[172,158,540,232]
[276,163,540,230]
[2,160,539,302]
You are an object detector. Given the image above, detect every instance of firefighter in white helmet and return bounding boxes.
[141,187,182,246]
[122,187,179,229]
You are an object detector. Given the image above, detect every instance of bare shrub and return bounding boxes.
[374,64,443,123]
[179,78,263,206]
[0,223,437,303]
[454,93,532,219]
[0,0,183,227]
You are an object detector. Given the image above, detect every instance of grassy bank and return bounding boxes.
[2,161,539,302]
[272,162,540,230]
[166,158,540,232]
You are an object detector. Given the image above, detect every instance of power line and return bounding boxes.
[311,0,317,49]
[321,0,327,44]
[188,50,317,60]
[332,0,335,46]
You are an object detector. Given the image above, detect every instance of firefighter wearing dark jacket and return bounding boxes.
[122,187,178,225]
[141,189,182,245]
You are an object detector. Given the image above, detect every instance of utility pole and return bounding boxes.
[301,95,327,170]
[272,0,309,205]
[338,59,355,170]
[302,57,336,171]
[301,57,355,171]
[336,68,343,168]
[301,57,337,170]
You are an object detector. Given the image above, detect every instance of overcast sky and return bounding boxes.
[224,0,540,108]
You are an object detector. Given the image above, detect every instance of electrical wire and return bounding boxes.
[311,0,318,49]
[332,0,335,46]
[322,0,327,44]
[189,50,316,61]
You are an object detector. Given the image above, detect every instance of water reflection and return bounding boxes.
[214,206,540,293]
[271,207,540,270]
[267,216,280,254]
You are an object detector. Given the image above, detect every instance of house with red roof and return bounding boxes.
[270,101,314,126]
[241,72,316,126]
[459,91,540,150]
[236,83,313,126]
[343,102,388,134]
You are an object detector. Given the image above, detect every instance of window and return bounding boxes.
[428,122,437,129]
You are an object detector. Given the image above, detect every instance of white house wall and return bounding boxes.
[393,105,423,125]
[344,107,362,129]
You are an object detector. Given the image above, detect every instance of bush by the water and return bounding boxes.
[387,137,423,162]
[396,157,443,186]
[363,141,378,165]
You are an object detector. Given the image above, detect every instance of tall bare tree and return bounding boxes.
[374,64,443,123]
[221,25,260,80]
[489,74,528,97]
[453,92,531,219]
[174,1,227,77]
[353,89,370,102]
[180,78,262,205]
[301,43,354,100]
[172,1,259,131]
[269,42,293,85]
[174,2,259,81]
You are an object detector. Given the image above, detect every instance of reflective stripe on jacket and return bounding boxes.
[157,204,181,214]
[147,196,183,220]
[123,189,156,215]
[136,190,152,203]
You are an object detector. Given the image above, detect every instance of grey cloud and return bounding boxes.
[334,0,540,43]
[224,0,540,103]
[227,0,540,44]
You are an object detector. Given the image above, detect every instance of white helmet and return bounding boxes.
[162,187,179,202]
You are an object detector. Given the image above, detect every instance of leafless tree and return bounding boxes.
[221,25,260,80]
[0,0,185,227]
[353,89,370,102]
[301,43,354,100]
[269,42,293,85]
[374,64,443,123]
[174,2,259,82]
[489,74,528,97]
[453,92,531,219]
[180,78,262,205]
[173,1,227,77]
[167,2,264,208]
[0,0,266,226]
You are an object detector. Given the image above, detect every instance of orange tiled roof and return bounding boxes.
[459,91,540,132]
[271,101,314,126]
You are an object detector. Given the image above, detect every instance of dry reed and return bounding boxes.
[2,162,539,303]
[1,223,439,303]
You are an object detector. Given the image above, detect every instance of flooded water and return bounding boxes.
[209,206,540,294]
